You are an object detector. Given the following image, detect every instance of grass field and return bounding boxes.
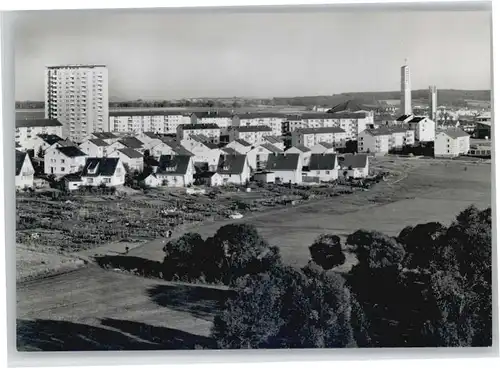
[16,157,491,350]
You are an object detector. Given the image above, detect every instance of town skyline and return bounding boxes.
[14,8,491,101]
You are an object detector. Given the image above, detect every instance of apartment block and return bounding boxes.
[45,64,109,143]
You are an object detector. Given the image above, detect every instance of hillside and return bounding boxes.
[15,89,491,110]
[270,89,491,107]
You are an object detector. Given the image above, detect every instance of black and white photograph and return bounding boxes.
[13,3,492,351]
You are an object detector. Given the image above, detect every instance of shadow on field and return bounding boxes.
[147,284,232,321]
[94,255,163,278]
[17,318,215,351]
[101,318,215,349]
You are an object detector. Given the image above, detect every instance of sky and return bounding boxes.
[14,7,492,101]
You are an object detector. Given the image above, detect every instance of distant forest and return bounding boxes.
[15,89,491,109]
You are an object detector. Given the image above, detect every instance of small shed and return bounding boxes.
[253,171,275,183]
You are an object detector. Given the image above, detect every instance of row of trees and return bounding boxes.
[161,205,490,348]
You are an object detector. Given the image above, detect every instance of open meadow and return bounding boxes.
[16,157,491,350]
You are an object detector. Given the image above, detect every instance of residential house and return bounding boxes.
[108,137,145,153]
[44,145,87,176]
[286,144,312,167]
[15,150,35,189]
[181,137,221,170]
[407,116,436,142]
[79,139,110,158]
[246,143,283,171]
[266,153,302,184]
[394,114,414,125]
[292,127,347,149]
[194,171,224,187]
[81,157,126,187]
[91,132,119,144]
[16,118,63,151]
[224,139,253,154]
[149,139,193,159]
[338,154,369,178]
[434,129,470,158]
[107,148,144,172]
[262,135,285,151]
[229,125,276,146]
[23,134,65,157]
[310,142,336,154]
[216,154,251,185]
[177,123,221,144]
[144,155,195,188]
[305,153,339,182]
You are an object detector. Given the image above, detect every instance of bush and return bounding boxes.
[308,234,346,270]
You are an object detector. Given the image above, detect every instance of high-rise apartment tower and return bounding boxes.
[400,62,412,116]
[429,85,437,121]
[45,64,109,142]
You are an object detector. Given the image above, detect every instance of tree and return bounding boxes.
[212,272,285,348]
[162,232,205,280]
[346,230,405,269]
[212,264,357,349]
[37,146,45,159]
[397,222,446,270]
[210,224,280,284]
[308,234,346,270]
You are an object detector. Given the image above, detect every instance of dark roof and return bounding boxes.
[15,150,28,176]
[193,111,233,119]
[287,144,311,153]
[317,142,335,149]
[295,127,346,135]
[217,154,247,175]
[92,132,118,140]
[409,116,427,123]
[82,158,120,177]
[221,147,240,155]
[62,173,83,182]
[88,139,109,147]
[338,154,368,169]
[143,132,160,139]
[327,100,367,114]
[396,114,414,122]
[110,110,188,117]
[260,143,283,153]
[309,154,338,170]
[328,112,368,119]
[37,134,63,146]
[118,148,143,158]
[236,112,287,119]
[181,123,219,130]
[158,155,192,175]
[56,146,86,158]
[263,135,283,144]
[16,118,62,128]
[233,139,252,147]
[119,137,144,149]
[58,139,77,147]
[364,126,411,136]
[266,153,301,171]
[441,129,470,139]
[159,138,194,156]
[235,125,273,132]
